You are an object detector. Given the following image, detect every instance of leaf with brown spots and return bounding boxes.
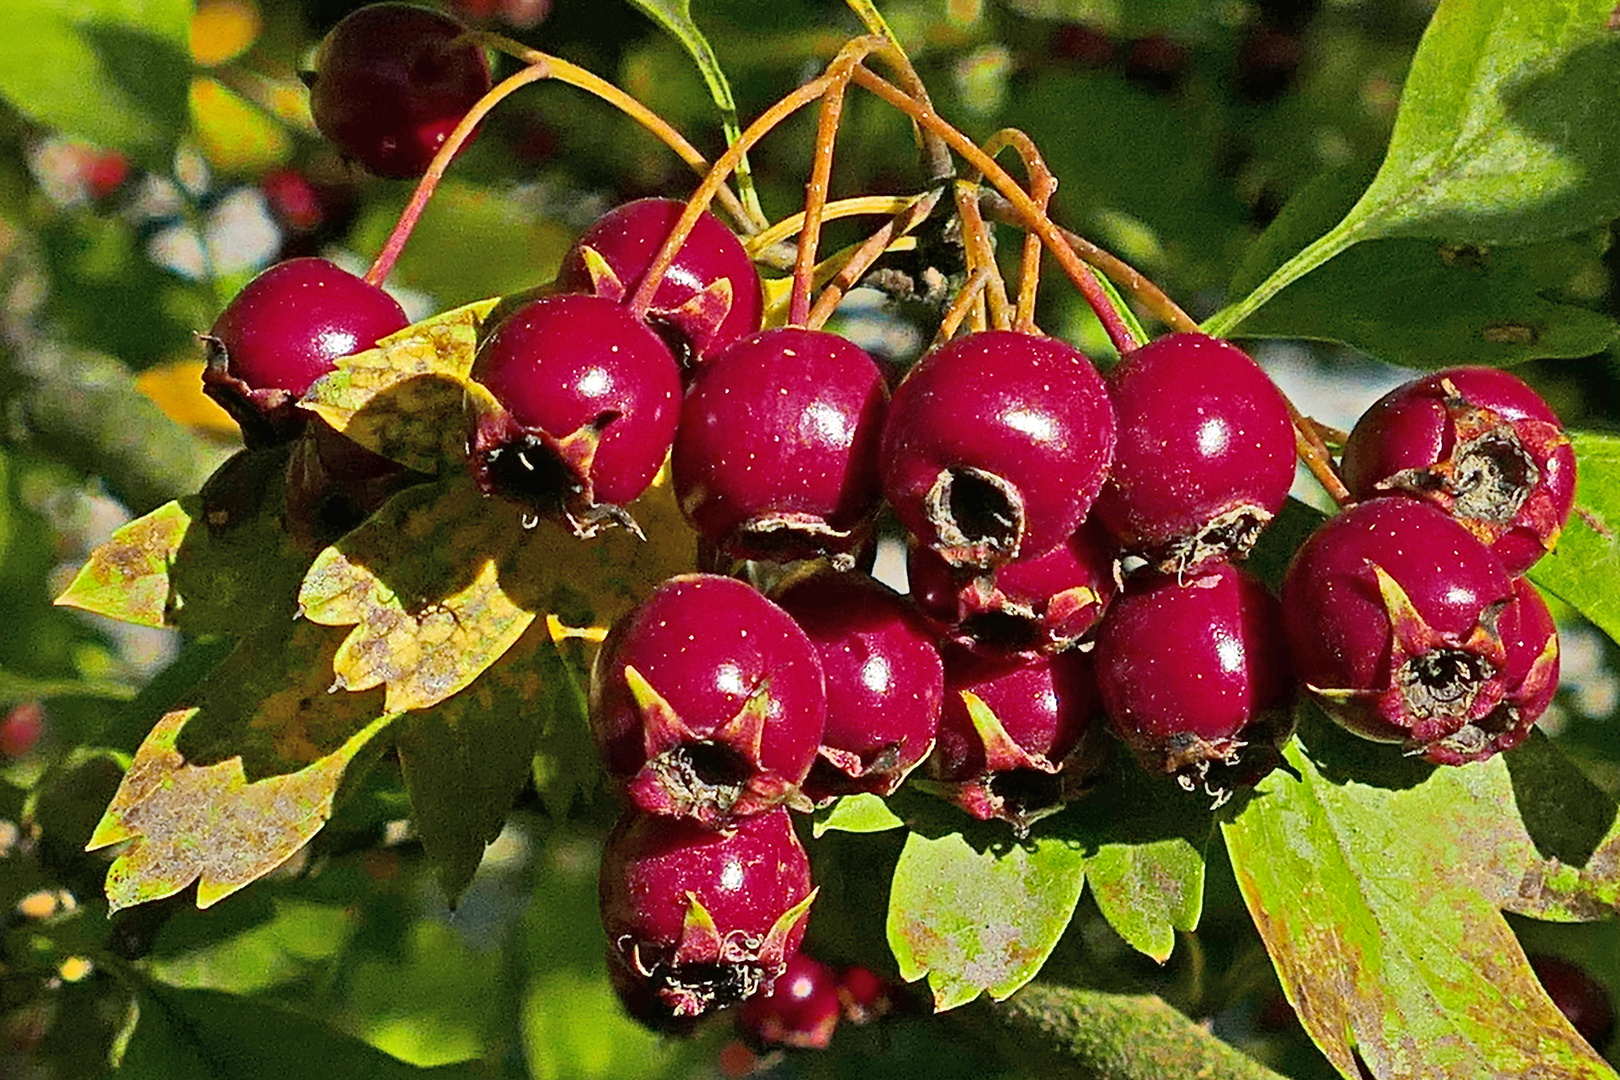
[85,620,394,912]
[301,297,501,474]
[1222,711,1620,1080]
[1532,432,1620,648]
[886,825,1087,1011]
[297,471,696,714]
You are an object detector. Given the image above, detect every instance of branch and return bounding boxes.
[980,982,1292,1080]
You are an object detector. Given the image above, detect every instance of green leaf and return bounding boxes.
[53,449,311,634]
[302,298,502,475]
[85,620,395,912]
[1530,431,1620,648]
[1209,0,1620,337]
[886,826,1087,1010]
[813,792,905,838]
[298,472,696,714]
[1221,714,1620,1080]
[0,0,191,168]
[118,982,477,1079]
[397,623,551,903]
[529,634,603,820]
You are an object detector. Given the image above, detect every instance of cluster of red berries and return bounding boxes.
[195,0,1579,1039]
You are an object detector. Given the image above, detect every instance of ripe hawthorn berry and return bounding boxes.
[673,328,889,562]
[307,3,492,179]
[927,646,1101,831]
[0,703,45,759]
[880,329,1116,570]
[737,952,842,1050]
[1339,366,1576,575]
[1093,561,1293,795]
[558,197,764,365]
[1281,497,1516,761]
[1530,954,1617,1051]
[600,808,816,1025]
[1093,333,1295,573]
[836,965,898,1024]
[909,519,1118,655]
[203,257,408,445]
[590,574,826,829]
[470,293,682,535]
[772,569,943,801]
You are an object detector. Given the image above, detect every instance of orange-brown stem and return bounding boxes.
[977,130,1055,334]
[805,186,945,329]
[792,58,866,326]
[954,180,1013,331]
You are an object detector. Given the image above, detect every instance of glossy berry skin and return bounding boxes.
[590,574,826,829]
[881,330,1116,569]
[737,952,841,1050]
[673,328,889,561]
[204,258,408,444]
[1094,333,1295,572]
[929,646,1100,831]
[1530,954,1616,1051]
[1339,366,1576,575]
[772,570,943,801]
[1093,562,1292,790]
[558,197,764,364]
[470,293,681,533]
[1435,575,1559,765]
[307,3,492,179]
[600,808,815,1024]
[1281,497,1515,759]
[909,519,1118,655]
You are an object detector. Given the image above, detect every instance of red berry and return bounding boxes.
[836,965,897,1024]
[880,330,1116,569]
[204,257,408,444]
[737,952,841,1050]
[558,197,764,364]
[928,647,1101,831]
[1093,562,1293,793]
[307,3,492,179]
[772,570,943,801]
[1530,954,1616,1051]
[600,808,816,1023]
[1124,34,1190,93]
[1281,498,1516,759]
[1339,366,1576,574]
[909,519,1118,655]
[590,574,827,829]
[470,293,682,534]
[1093,333,1295,573]
[673,328,889,562]
[0,703,45,759]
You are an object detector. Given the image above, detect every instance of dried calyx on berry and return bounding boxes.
[600,808,816,1027]
[469,293,682,536]
[590,574,826,829]
[1281,497,1522,763]
[881,329,1116,570]
[1340,366,1576,575]
[558,197,764,368]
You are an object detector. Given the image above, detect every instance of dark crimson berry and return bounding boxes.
[673,328,888,562]
[558,197,764,364]
[927,646,1101,832]
[1339,366,1576,574]
[909,519,1118,655]
[1281,498,1515,758]
[600,808,816,1024]
[1093,561,1293,794]
[307,3,492,179]
[772,570,943,800]
[738,952,841,1050]
[1124,34,1190,93]
[837,965,898,1024]
[1,702,45,759]
[1234,25,1304,104]
[1530,954,1616,1051]
[470,293,682,535]
[1093,333,1295,573]
[260,168,324,232]
[1429,576,1559,765]
[283,415,424,552]
[1048,23,1114,67]
[203,258,409,445]
[880,330,1116,569]
[590,574,826,828]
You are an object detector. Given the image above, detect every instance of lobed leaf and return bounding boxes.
[302,298,502,475]
[86,620,395,912]
[529,633,604,821]
[813,792,905,838]
[886,825,1087,1011]
[1222,712,1620,1080]
[1530,431,1620,648]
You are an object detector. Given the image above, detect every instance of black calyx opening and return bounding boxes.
[483,435,585,517]
[985,767,1064,818]
[928,467,1023,565]
[958,610,1045,653]
[1399,647,1492,720]
[680,740,755,792]
[1451,430,1537,525]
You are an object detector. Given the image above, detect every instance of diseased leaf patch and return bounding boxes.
[1531,431,1620,649]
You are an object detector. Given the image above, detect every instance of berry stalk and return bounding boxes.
[790,50,871,326]
[978,129,1056,334]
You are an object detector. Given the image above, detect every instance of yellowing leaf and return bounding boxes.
[189,76,290,175]
[302,298,501,474]
[135,358,240,438]
[56,499,191,628]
